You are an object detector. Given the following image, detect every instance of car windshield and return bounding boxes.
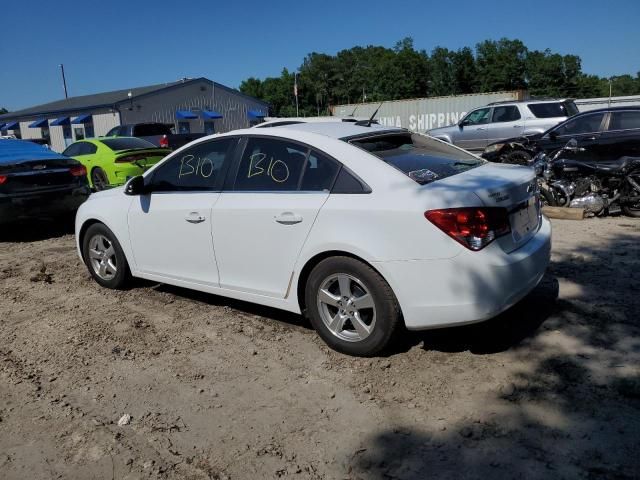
[100,137,157,151]
[347,132,484,185]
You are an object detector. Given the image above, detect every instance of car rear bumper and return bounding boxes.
[373,216,552,330]
[0,186,90,223]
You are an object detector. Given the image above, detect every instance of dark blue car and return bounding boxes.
[0,139,90,224]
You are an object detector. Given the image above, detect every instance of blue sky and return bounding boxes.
[1,0,638,111]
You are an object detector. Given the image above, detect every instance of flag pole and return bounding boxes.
[294,73,299,117]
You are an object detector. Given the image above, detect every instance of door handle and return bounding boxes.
[476,127,487,131]
[185,212,205,224]
[274,212,303,225]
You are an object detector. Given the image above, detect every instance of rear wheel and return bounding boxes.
[305,256,400,356]
[91,167,109,191]
[82,223,131,289]
[504,149,532,165]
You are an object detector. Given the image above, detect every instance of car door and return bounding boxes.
[598,110,640,161]
[212,136,340,298]
[127,137,238,286]
[455,107,492,151]
[546,112,606,161]
[486,105,523,144]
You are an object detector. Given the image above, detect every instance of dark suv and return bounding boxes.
[482,107,640,164]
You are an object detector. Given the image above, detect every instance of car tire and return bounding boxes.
[504,149,532,165]
[82,223,131,289]
[305,256,401,356]
[91,167,109,191]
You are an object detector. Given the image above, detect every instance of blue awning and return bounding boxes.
[50,116,70,126]
[72,114,92,124]
[175,110,198,119]
[3,121,19,130]
[202,110,223,119]
[247,110,266,119]
[28,118,48,128]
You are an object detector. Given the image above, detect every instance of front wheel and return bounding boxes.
[82,223,131,289]
[305,256,401,356]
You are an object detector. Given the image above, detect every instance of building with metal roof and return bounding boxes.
[0,77,268,152]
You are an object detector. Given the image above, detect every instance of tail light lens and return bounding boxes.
[159,135,169,148]
[0,175,7,184]
[425,207,510,251]
[70,165,87,177]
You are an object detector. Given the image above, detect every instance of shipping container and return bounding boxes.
[331,90,526,134]
[576,95,640,112]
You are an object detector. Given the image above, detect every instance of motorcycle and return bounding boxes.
[530,139,640,217]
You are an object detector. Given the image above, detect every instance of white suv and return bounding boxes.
[427,99,578,152]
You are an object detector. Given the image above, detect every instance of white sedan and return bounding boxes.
[75,122,551,356]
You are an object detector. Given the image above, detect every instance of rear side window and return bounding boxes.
[77,142,97,155]
[491,106,521,122]
[609,111,640,131]
[234,137,308,191]
[62,143,82,157]
[151,138,235,192]
[552,113,605,136]
[101,138,156,151]
[133,123,171,136]
[300,151,340,191]
[528,101,577,118]
[349,133,483,185]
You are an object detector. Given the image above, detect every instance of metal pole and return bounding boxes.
[294,73,299,117]
[59,64,68,99]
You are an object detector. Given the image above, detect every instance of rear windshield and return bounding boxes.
[528,101,578,118]
[101,137,156,151]
[348,133,484,185]
[133,123,172,136]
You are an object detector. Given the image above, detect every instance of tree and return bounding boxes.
[0,108,8,114]
[238,37,638,114]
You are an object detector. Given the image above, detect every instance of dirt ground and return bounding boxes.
[1,216,639,480]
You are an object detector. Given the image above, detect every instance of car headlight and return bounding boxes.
[484,143,504,154]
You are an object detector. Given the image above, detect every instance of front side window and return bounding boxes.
[463,108,491,126]
[609,111,640,131]
[491,106,521,123]
[150,138,235,192]
[233,137,308,191]
[552,113,605,137]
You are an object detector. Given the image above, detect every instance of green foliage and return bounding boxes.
[0,108,8,114]
[238,38,640,117]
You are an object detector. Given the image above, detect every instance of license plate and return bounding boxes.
[511,197,539,243]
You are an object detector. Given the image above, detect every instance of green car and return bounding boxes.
[62,137,170,191]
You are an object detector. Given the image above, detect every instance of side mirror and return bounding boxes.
[124,176,149,196]
[564,138,578,151]
[458,120,469,128]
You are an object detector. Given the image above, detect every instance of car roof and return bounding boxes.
[573,106,640,115]
[272,121,405,139]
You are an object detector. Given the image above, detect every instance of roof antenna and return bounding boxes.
[366,102,383,127]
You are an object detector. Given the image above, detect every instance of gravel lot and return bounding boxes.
[1,216,639,479]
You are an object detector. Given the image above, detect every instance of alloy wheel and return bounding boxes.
[87,234,117,280]
[316,273,376,342]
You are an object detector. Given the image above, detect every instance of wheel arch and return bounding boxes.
[295,250,399,317]
[78,218,132,268]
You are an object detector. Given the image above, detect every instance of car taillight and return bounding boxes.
[0,175,7,184]
[70,165,87,177]
[159,135,169,148]
[425,207,511,251]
